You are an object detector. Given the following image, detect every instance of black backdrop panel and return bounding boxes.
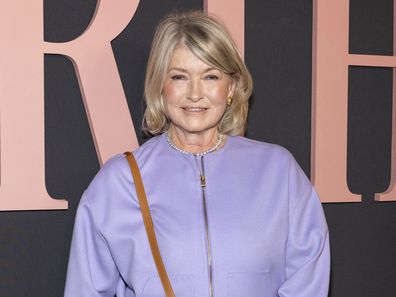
[0,0,394,296]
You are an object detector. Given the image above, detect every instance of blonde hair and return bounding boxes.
[142,11,253,136]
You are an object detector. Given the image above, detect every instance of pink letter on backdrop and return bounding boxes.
[312,0,396,202]
[0,0,139,211]
[204,0,244,58]
[44,0,140,164]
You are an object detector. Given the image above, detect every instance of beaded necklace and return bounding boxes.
[164,131,224,156]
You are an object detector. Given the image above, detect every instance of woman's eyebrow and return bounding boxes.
[168,67,220,74]
[168,67,188,72]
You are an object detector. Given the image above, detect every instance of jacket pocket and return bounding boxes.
[140,274,194,297]
[228,271,273,297]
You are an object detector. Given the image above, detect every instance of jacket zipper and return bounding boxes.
[197,155,214,297]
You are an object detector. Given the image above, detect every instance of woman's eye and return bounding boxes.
[205,75,219,80]
[171,75,186,80]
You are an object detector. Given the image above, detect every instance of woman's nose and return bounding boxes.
[187,78,203,101]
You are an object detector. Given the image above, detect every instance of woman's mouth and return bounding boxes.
[182,107,208,112]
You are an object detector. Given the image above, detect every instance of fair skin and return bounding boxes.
[162,45,235,153]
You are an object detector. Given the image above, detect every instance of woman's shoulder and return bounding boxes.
[229,136,314,196]
[132,134,163,156]
[84,134,164,194]
[92,134,163,174]
[82,153,130,200]
[227,135,295,163]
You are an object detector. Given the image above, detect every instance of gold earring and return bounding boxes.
[227,96,233,106]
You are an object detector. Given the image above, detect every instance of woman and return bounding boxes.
[64,11,330,297]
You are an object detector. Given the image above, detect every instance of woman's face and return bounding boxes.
[162,45,235,137]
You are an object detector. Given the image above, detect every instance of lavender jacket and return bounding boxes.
[64,133,330,297]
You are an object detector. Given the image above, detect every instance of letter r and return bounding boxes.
[0,1,139,210]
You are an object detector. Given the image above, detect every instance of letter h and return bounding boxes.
[312,0,396,202]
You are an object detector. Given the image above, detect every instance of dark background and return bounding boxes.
[0,0,395,296]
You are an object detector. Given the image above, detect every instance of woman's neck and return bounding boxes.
[167,126,220,154]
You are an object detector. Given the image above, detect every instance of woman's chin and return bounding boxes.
[170,124,218,136]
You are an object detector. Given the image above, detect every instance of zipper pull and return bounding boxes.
[200,174,206,188]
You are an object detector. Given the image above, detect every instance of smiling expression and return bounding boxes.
[162,45,235,137]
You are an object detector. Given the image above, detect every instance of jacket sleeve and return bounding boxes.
[64,191,123,297]
[278,157,331,297]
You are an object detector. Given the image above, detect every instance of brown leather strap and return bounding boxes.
[124,151,175,297]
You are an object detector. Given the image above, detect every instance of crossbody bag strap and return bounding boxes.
[124,151,175,297]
